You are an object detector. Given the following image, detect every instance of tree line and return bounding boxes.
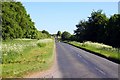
[59,10,120,48]
[2,1,50,40]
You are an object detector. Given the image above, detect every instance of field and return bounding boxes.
[67,41,120,63]
[1,39,55,78]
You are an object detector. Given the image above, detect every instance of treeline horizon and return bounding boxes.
[74,10,120,48]
[2,1,51,40]
[60,10,120,48]
[1,1,120,48]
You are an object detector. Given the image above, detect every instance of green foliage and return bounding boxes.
[74,10,120,47]
[2,2,50,40]
[42,30,51,37]
[2,39,54,77]
[37,31,50,39]
[2,39,38,64]
[70,35,77,41]
[2,2,37,40]
[37,43,46,47]
[57,31,61,37]
[106,14,120,47]
[61,31,71,40]
[42,30,49,34]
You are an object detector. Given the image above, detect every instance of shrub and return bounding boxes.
[37,43,46,47]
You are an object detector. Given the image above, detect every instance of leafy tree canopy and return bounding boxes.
[2,1,50,40]
[61,31,71,41]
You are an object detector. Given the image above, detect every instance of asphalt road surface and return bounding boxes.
[54,42,118,78]
[27,42,119,78]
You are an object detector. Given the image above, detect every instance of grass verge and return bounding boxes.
[1,39,54,78]
[65,41,120,64]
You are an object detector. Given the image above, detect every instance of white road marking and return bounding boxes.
[78,54,82,57]
[95,67,106,75]
[73,47,90,58]
[83,59,88,64]
[77,54,88,64]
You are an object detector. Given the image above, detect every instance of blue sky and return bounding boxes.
[22,2,118,34]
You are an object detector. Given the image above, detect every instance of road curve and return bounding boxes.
[55,42,118,78]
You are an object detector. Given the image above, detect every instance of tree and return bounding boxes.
[74,20,88,42]
[74,10,120,47]
[70,35,77,41]
[42,30,49,35]
[74,10,108,43]
[57,31,61,37]
[2,2,39,40]
[42,30,51,37]
[61,31,71,40]
[87,10,108,42]
[106,14,120,47]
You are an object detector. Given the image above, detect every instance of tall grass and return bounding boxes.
[1,39,54,78]
[2,40,37,64]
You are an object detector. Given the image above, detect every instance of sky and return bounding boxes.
[18,0,119,2]
[22,2,118,34]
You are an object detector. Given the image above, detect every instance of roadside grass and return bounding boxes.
[1,39,54,78]
[66,41,120,63]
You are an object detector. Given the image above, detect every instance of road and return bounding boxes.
[55,42,119,78]
[26,42,119,78]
